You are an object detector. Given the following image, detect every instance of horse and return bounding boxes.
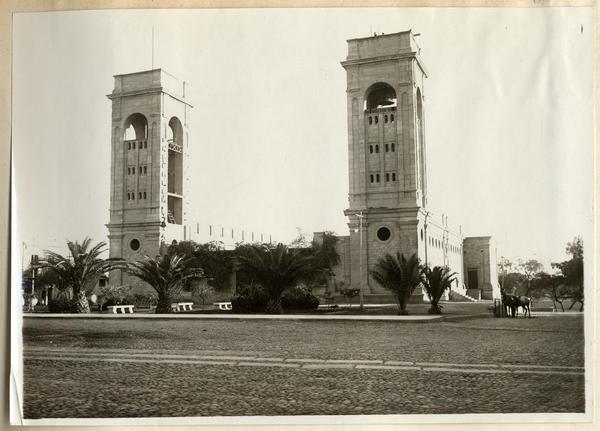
[514,295,532,318]
[500,288,518,317]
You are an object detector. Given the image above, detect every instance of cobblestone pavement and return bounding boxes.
[21,315,585,417]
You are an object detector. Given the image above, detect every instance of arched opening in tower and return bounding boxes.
[365,83,397,111]
[123,113,148,141]
[167,116,183,225]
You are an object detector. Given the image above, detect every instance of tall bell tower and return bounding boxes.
[341,31,429,294]
[106,69,192,289]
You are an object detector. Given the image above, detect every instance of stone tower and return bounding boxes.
[341,31,429,295]
[106,69,191,289]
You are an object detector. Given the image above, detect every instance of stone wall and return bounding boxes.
[463,236,499,300]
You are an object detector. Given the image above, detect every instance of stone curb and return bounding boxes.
[22,313,446,322]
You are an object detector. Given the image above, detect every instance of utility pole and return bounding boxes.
[357,211,365,311]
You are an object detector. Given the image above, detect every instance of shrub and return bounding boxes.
[191,283,215,305]
[230,284,269,313]
[339,287,360,302]
[98,285,131,306]
[48,295,73,313]
[281,286,320,311]
[124,293,158,307]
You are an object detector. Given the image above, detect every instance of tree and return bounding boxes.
[551,236,584,311]
[517,258,544,295]
[370,253,424,315]
[235,243,319,314]
[289,227,311,248]
[22,265,63,305]
[168,240,234,290]
[127,254,205,313]
[423,266,457,314]
[500,272,528,295]
[304,231,341,288]
[529,272,569,312]
[497,256,513,282]
[42,238,122,313]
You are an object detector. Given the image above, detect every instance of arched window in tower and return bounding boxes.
[365,82,397,111]
[167,116,184,225]
[123,113,148,142]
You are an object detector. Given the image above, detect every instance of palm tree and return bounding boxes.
[370,252,424,315]
[43,238,122,313]
[423,266,457,314]
[127,254,204,313]
[235,243,319,314]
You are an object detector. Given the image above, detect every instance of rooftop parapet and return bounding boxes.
[345,30,421,61]
[109,69,191,105]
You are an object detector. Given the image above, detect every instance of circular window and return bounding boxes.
[130,239,140,251]
[377,227,391,241]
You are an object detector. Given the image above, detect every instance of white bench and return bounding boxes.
[214,302,232,311]
[107,305,134,314]
[171,302,194,312]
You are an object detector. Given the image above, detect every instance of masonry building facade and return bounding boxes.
[316,31,499,302]
[105,32,499,301]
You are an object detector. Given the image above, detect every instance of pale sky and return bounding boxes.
[11,8,594,270]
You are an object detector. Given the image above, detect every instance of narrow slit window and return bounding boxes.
[144,141,147,148]
[375,145,379,153]
[128,142,131,150]
[369,145,373,154]
[374,116,379,124]
[391,143,395,152]
[368,117,372,125]
[392,172,396,181]
[376,174,380,183]
[385,144,389,152]
[143,192,147,199]
[370,174,374,183]
[132,167,135,175]
[386,173,390,182]
[384,115,388,123]
[139,192,142,199]
[132,142,136,150]
[391,114,395,123]
[144,166,147,174]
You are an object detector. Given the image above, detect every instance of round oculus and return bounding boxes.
[377,227,391,241]
[130,239,141,251]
